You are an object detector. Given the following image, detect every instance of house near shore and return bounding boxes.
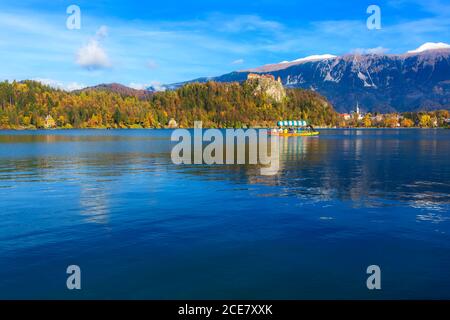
[44,115,56,129]
[371,114,384,123]
[167,118,178,128]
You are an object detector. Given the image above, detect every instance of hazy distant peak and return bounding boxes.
[77,83,153,98]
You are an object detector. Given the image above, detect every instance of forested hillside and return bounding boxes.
[0,80,337,129]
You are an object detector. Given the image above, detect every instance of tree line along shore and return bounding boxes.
[0,80,448,130]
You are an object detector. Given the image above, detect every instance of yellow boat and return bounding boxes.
[269,120,320,137]
[268,131,320,137]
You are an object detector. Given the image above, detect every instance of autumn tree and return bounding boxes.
[383,114,399,128]
[401,118,414,127]
[363,114,372,127]
[419,114,432,127]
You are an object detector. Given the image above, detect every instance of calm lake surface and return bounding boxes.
[0,129,449,299]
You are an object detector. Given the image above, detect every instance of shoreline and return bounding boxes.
[0,127,448,131]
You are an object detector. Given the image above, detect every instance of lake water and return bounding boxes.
[0,129,449,299]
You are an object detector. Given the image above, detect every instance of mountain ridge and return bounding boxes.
[164,47,450,113]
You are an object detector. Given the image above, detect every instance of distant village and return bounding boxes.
[338,103,450,128]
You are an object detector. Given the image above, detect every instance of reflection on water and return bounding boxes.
[227,131,450,210]
[79,183,110,224]
[0,129,449,299]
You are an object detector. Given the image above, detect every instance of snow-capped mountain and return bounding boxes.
[245,54,337,73]
[167,43,450,113]
[407,42,450,54]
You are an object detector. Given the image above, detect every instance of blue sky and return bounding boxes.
[0,0,449,89]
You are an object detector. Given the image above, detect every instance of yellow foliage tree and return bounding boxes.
[419,114,432,127]
[363,114,372,127]
[21,115,31,126]
[0,115,10,128]
[57,115,66,127]
[36,117,45,128]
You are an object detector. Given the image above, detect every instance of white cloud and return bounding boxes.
[352,47,390,55]
[292,54,337,62]
[218,15,282,33]
[33,78,62,87]
[128,82,149,90]
[407,42,450,53]
[76,39,111,70]
[75,26,111,70]
[66,82,86,91]
[33,78,86,91]
[128,81,165,91]
[231,59,244,65]
[147,81,166,91]
[365,47,390,54]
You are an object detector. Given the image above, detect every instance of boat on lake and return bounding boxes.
[268,120,320,137]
